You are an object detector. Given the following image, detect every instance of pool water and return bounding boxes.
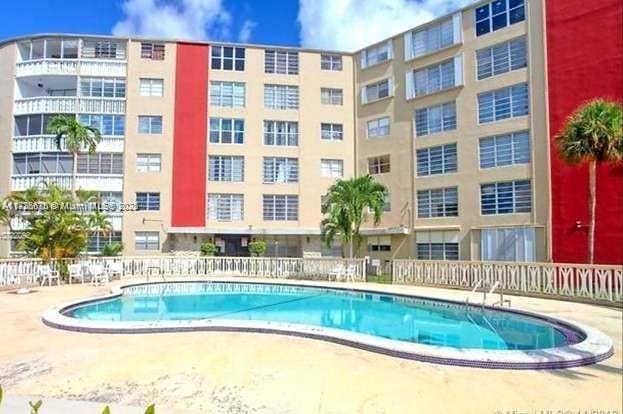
[68,282,577,350]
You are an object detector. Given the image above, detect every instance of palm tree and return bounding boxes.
[321,175,387,257]
[556,99,623,263]
[47,115,102,199]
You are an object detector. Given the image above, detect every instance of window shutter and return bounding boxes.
[360,51,367,69]
[405,71,415,100]
[404,32,413,60]
[452,12,463,44]
[453,54,463,86]
[361,86,368,104]
[386,40,394,59]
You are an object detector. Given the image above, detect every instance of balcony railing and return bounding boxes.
[14,97,76,115]
[12,135,124,153]
[11,174,123,192]
[392,259,623,304]
[15,59,78,77]
[78,97,125,114]
[79,60,126,77]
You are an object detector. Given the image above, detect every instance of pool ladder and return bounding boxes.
[465,279,511,308]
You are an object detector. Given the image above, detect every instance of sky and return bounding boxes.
[0,0,473,51]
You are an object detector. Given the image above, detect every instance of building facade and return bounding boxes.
[0,0,621,264]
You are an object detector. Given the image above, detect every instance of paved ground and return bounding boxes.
[0,278,621,414]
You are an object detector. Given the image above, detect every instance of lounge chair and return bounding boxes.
[37,264,60,286]
[328,264,345,281]
[107,262,124,280]
[68,264,85,284]
[88,264,109,285]
[343,264,358,282]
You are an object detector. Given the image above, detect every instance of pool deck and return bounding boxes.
[1,277,621,414]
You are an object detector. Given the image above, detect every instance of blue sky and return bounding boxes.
[0,0,472,51]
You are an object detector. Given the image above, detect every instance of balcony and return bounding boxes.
[79,60,126,77]
[15,59,78,77]
[12,174,123,192]
[78,97,125,114]
[12,135,125,153]
[14,97,76,115]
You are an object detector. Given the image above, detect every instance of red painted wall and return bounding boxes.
[171,43,209,227]
[545,0,623,264]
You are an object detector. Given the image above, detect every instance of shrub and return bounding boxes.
[200,242,217,256]
[101,242,123,257]
[248,240,267,257]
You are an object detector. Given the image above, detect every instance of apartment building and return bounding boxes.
[0,0,621,264]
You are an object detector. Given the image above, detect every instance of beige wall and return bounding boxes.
[355,0,549,260]
[122,40,177,255]
[0,44,15,257]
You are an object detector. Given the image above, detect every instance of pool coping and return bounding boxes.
[41,279,614,370]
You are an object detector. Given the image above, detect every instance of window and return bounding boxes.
[263,157,299,183]
[138,116,163,134]
[415,101,456,136]
[478,83,529,123]
[79,114,125,136]
[210,81,245,107]
[13,153,73,175]
[321,159,343,178]
[264,84,299,109]
[406,57,460,99]
[265,50,299,74]
[480,180,532,215]
[80,77,125,98]
[87,231,122,253]
[481,227,535,261]
[361,79,393,104]
[367,117,390,138]
[263,195,299,221]
[140,42,165,60]
[404,17,456,60]
[477,37,527,79]
[321,88,343,105]
[321,123,343,141]
[76,153,123,174]
[208,194,244,221]
[264,121,299,146]
[209,118,244,144]
[19,38,78,60]
[136,153,161,172]
[321,54,342,70]
[208,155,244,182]
[416,231,459,260]
[14,114,72,136]
[82,39,125,59]
[368,236,391,252]
[136,192,160,211]
[383,192,391,212]
[476,0,525,37]
[360,40,393,68]
[416,144,457,176]
[135,232,159,250]
[417,187,458,218]
[211,46,245,71]
[139,78,164,97]
[368,155,390,174]
[479,131,530,168]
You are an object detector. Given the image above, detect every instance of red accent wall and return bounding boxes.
[545,0,623,264]
[171,43,209,227]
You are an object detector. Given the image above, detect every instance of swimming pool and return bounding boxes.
[43,281,614,369]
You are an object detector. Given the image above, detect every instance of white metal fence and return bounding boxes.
[392,259,623,304]
[0,256,366,289]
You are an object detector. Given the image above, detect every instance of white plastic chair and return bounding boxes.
[328,264,345,281]
[68,264,85,284]
[37,264,60,286]
[107,262,124,280]
[88,264,109,285]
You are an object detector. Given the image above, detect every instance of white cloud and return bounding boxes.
[298,0,473,51]
[238,19,257,43]
[112,0,232,41]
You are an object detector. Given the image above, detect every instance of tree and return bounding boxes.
[321,175,387,258]
[248,240,267,257]
[556,99,623,263]
[101,242,123,257]
[47,115,102,199]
